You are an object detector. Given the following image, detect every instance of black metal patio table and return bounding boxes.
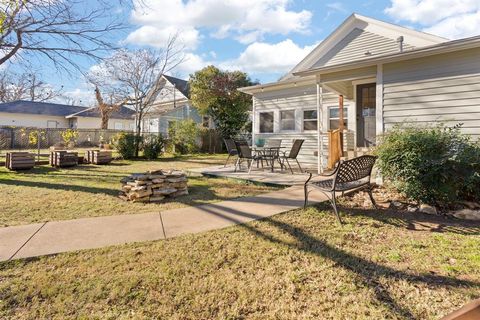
[252,146,285,172]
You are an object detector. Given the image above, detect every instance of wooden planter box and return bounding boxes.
[85,150,100,164]
[5,152,35,170]
[49,151,79,167]
[91,150,112,165]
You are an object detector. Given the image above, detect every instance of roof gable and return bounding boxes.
[163,75,190,99]
[312,28,415,68]
[282,13,447,80]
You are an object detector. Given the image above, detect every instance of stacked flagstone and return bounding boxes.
[119,169,188,203]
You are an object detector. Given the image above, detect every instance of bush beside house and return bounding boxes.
[376,124,480,207]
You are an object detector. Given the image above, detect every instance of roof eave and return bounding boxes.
[238,75,317,95]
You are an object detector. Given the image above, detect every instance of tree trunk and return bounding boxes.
[101,112,109,130]
[135,110,143,157]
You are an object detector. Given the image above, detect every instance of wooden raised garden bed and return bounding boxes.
[5,152,35,170]
[49,151,79,167]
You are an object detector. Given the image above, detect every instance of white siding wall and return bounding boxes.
[75,117,134,130]
[0,112,69,128]
[253,85,354,168]
[383,48,480,139]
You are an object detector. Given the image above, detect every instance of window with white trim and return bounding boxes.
[114,122,123,130]
[328,106,348,130]
[259,112,274,133]
[280,110,295,131]
[303,110,317,131]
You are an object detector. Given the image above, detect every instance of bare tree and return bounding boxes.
[0,0,125,72]
[94,86,127,130]
[0,69,63,102]
[88,36,184,155]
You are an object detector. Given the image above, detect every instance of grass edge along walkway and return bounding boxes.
[0,186,327,261]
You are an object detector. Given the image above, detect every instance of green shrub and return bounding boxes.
[143,134,165,160]
[168,119,200,154]
[114,133,138,159]
[376,124,480,205]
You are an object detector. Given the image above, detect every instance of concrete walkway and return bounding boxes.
[0,186,326,261]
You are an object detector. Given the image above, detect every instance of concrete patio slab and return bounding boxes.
[11,212,164,260]
[189,165,315,186]
[0,222,45,261]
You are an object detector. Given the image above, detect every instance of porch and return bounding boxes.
[246,66,381,174]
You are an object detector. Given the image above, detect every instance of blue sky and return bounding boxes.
[10,0,480,105]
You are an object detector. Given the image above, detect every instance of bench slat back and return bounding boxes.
[335,155,377,184]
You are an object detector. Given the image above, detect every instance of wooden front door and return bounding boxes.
[356,83,376,147]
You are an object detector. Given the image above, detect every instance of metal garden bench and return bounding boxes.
[304,155,377,224]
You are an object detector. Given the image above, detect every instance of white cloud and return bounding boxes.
[385,0,480,39]
[175,53,211,77]
[222,39,317,74]
[327,2,348,13]
[423,11,480,39]
[126,25,200,49]
[126,0,312,48]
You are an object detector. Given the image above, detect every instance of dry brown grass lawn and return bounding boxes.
[0,154,278,226]
[1,206,479,319]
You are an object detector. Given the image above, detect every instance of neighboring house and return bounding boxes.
[0,100,135,130]
[239,13,480,171]
[143,75,213,135]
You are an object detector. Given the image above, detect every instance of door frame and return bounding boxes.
[355,82,377,147]
[352,78,376,148]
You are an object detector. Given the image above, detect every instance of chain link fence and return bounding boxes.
[0,126,226,164]
[0,127,129,150]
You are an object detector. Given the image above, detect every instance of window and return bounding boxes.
[259,112,274,133]
[303,110,317,131]
[280,110,295,131]
[129,123,135,131]
[114,122,123,130]
[329,107,348,130]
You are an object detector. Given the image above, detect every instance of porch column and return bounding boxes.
[316,76,324,174]
[251,96,256,146]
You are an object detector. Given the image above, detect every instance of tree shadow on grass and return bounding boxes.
[341,206,480,236]
[173,202,479,319]
[0,179,118,196]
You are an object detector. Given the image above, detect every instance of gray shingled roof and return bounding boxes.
[67,106,135,120]
[0,100,135,119]
[0,100,87,117]
[164,75,190,98]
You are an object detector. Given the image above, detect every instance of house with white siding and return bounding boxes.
[0,100,135,130]
[143,75,212,134]
[239,13,480,172]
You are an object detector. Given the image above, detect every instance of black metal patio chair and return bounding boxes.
[261,139,282,166]
[234,140,263,173]
[280,139,304,173]
[223,138,238,167]
[304,155,377,225]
